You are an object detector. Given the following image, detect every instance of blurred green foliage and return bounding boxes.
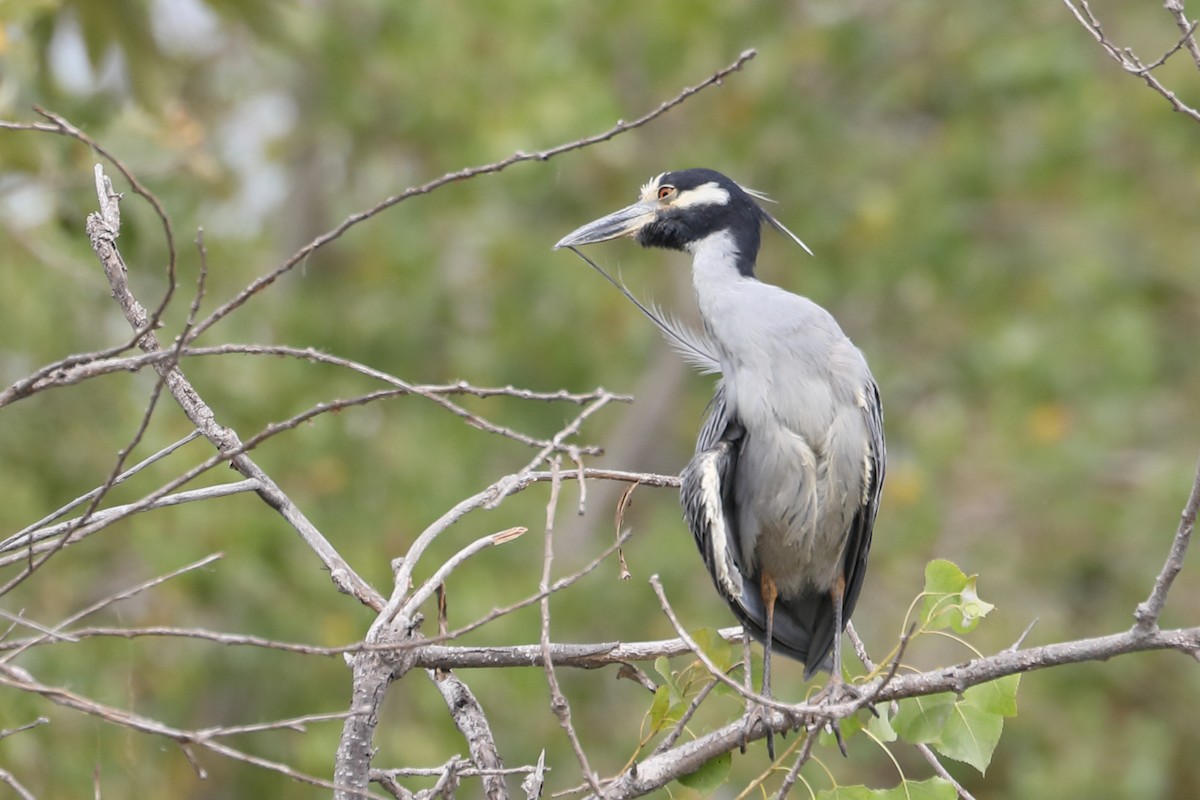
[2,0,1199,797]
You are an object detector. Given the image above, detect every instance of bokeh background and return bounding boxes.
[1,0,1198,797]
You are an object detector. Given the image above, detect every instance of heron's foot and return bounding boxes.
[810,672,862,706]
[797,676,867,757]
[741,703,784,760]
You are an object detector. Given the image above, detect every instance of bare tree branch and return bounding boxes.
[1164,0,1200,70]
[0,481,256,559]
[71,167,384,608]
[1135,454,1199,632]
[539,460,603,794]
[0,662,373,797]
[593,623,1200,799]
[427,670,508,800]
[184,49,759,341]
[409,631,743,670]
[0,717,49,742]
[0,767,37,800]
[1,554,223,664]
[387,400,632,626]
[0,344,630,412]
[1062,0,1200,121]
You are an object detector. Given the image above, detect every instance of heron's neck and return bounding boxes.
[688,229,758,290]
[689,229,762,367]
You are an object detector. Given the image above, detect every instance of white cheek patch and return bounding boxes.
[673,181,731,209]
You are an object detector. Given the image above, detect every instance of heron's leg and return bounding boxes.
[760,571,778,759]
[824,574,851,756]
[738,629,754,755]
[830,574,845,689]
[761,571,778,697]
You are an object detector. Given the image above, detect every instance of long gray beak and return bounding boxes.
[554,201,658,249]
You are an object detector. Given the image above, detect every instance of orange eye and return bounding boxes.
[657,185,676,200]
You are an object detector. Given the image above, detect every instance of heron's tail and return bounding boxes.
[728,581,837,681]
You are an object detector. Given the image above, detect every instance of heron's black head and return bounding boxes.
[554,168,810,277]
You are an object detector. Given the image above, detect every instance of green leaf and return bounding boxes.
[815,786,874,800]
[691,627,735,673]
[876,777,958,800]
[965,674,1020,717]
[654,656,676,692]
[676,750,732,793]
[921,560,968,630]
[920,559,993,633]
[952,576,995,634]
[867,702,898,743]
[934,692,1005,773]
[894,678,1019,773]
[893,693,956,743]
[648,685,672,733]
[818,780,956,800]
[924,559,968,595]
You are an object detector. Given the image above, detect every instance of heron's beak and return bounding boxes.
[554,201,658,249]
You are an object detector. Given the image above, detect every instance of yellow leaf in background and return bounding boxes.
[1027,403,1070,444]
[884,461,925,508]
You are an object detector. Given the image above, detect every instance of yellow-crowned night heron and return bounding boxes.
[555,168,885,711]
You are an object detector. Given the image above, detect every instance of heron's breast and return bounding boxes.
[733,410,867,596]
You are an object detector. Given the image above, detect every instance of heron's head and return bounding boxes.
[554,168,810,276]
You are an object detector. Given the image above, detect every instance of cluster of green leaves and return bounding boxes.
[865,562,1018,782]
[645,560,1015,797]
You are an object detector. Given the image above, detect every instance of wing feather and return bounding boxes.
[562,245,720,373]
[838,378,886,635]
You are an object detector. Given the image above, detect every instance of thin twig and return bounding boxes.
[0,768,36,800]
[373,763,544,779]
[649,575,799,714]
[1,554,223,665]
[0,663,383,798]
[1062,0,1200,121]
[1134,452,1200,632]
[1007,618,1039,652]
[539,460,604,795]
[0,717,49,741]
[1133,19,1200,73]
[75,174,384,608]
[398,527,527,621]
[0,345,631,409]
[651,677,721,756]
[197,711,352,738]
[389,401,638,624]
[184,50,758,341]
[914,743,977,800]
[773,730,819,800]
[1164,0,1200,71]
[0,480,256,558]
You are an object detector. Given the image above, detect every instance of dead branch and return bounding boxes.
[184,49,758,341]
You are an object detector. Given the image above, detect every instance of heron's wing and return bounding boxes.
[680,384,745,603]
[839,378,886,635]
[684,385,845,672]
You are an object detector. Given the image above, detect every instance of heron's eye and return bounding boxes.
[657,185,676,201]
